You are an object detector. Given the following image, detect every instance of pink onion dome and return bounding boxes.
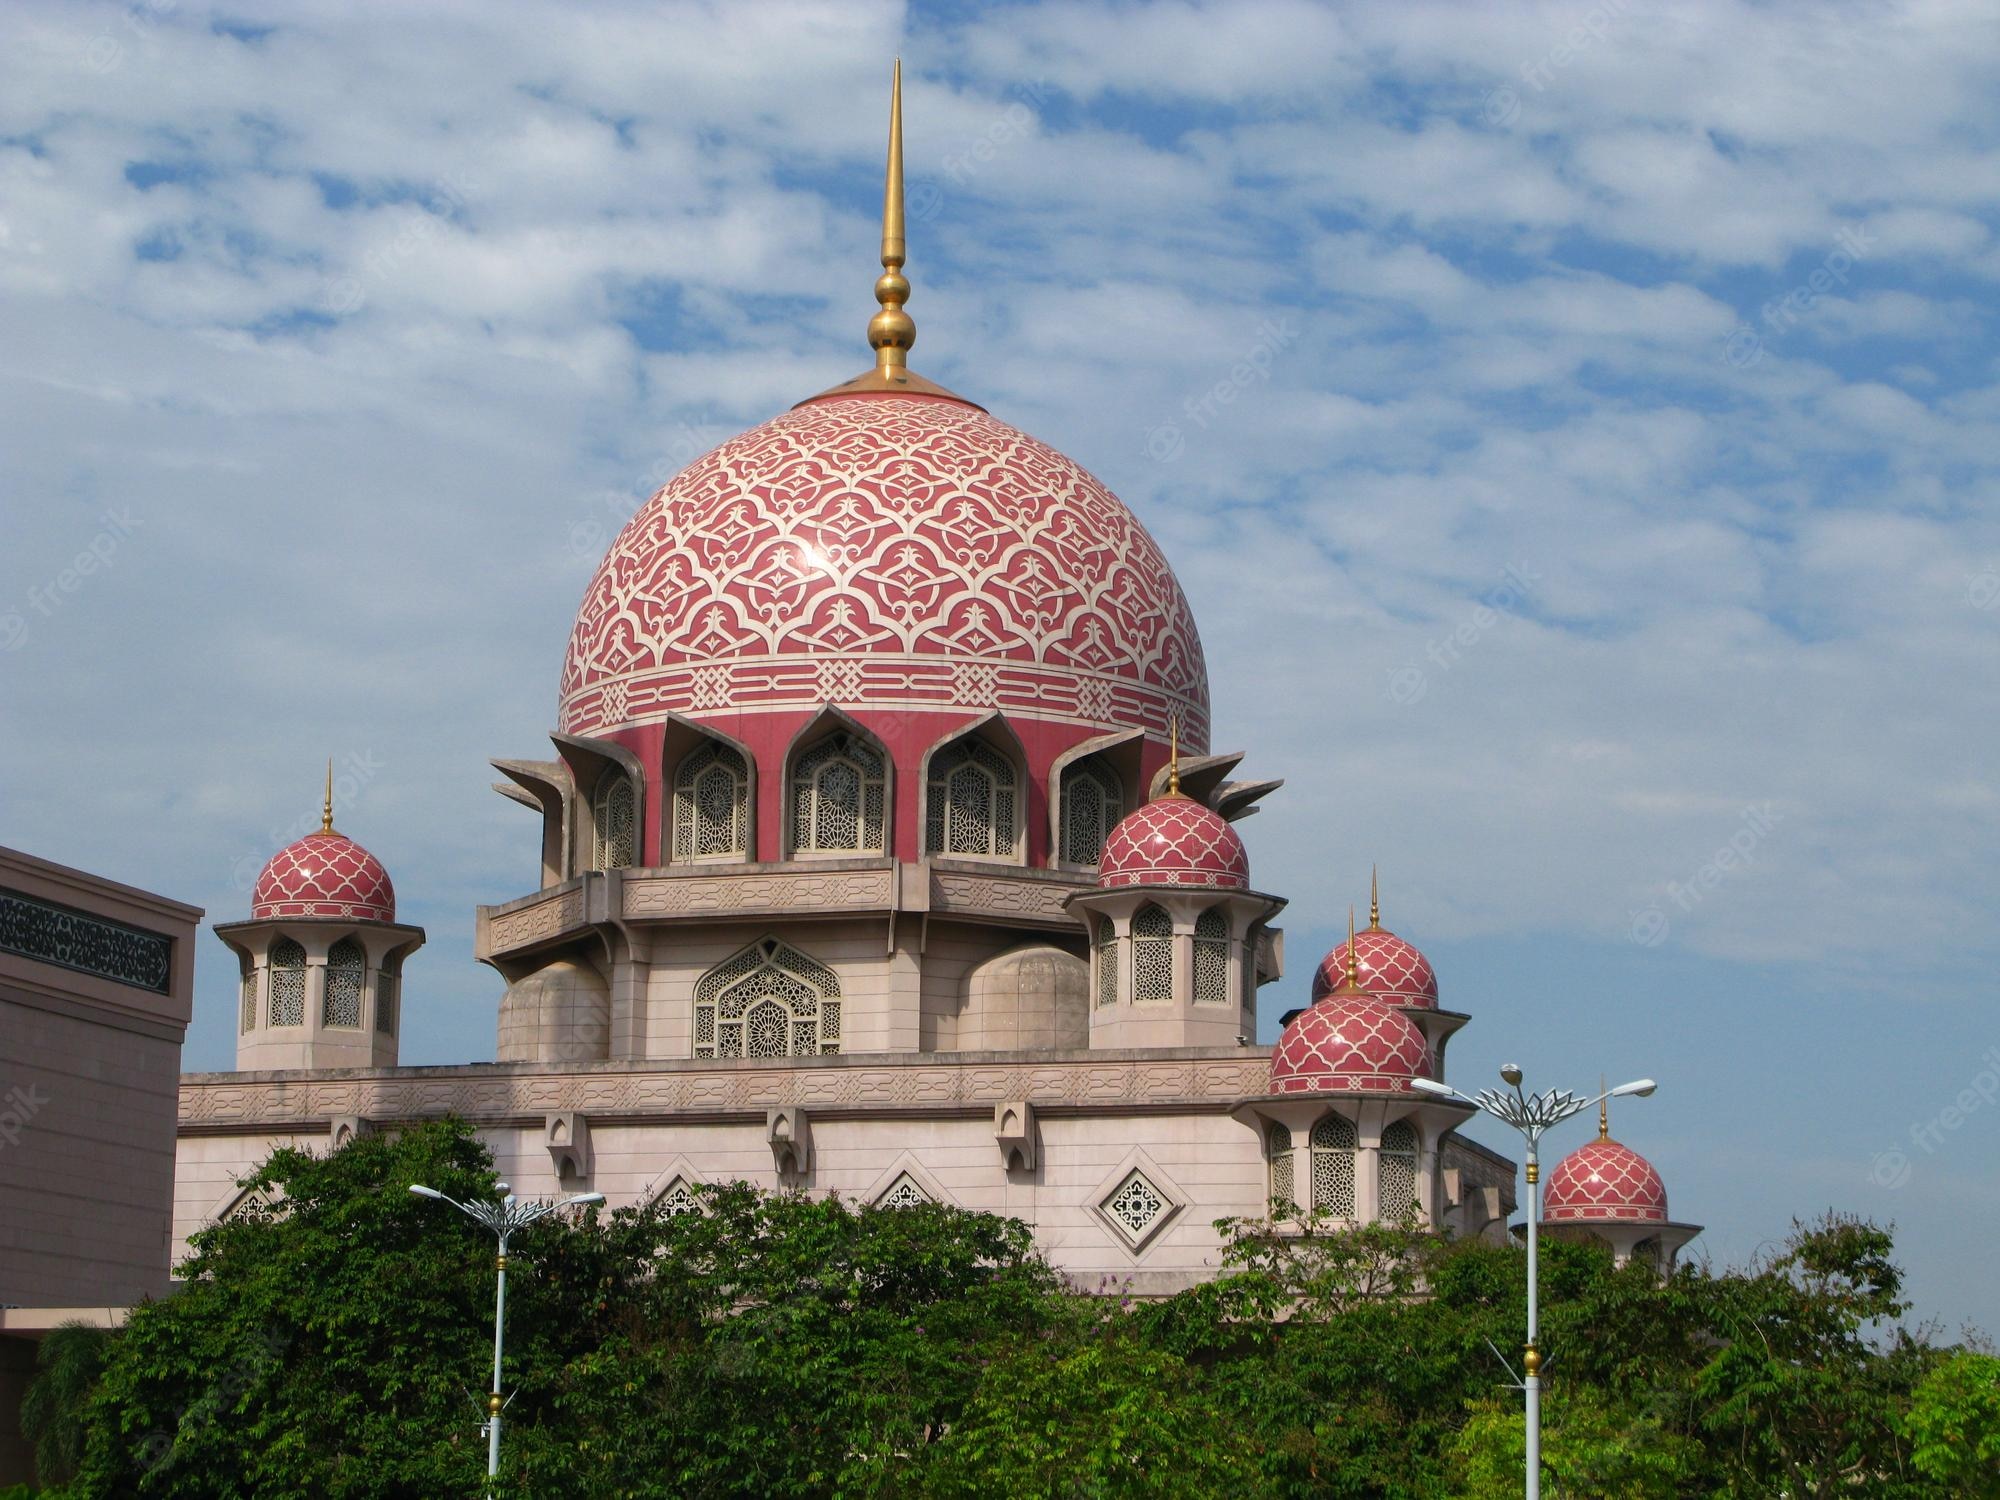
[1270,993,1436,1094]
[1098,794,1250,890]
[1542,1137,1669,1224]
[252,830,396,923]
[558,391,1209,747]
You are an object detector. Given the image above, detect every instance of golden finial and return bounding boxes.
[1369,865,1381,930]
[867,59,915,375]
[1343,906,1362,990]
[1167,712,1182,797]
[1599,1073,1610,1140]
[320,758,335,834]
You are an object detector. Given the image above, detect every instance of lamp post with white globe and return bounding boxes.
[408,1181,604,1493]
[1410,1067,1657,1500]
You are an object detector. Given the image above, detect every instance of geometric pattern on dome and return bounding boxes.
[1542,1138,1669,1224]
[1269,994,1435,1095]
[1312,926,1438,1008]
[1097,797,1249,890]
[559,394,1209,743]
[251,831,396,923]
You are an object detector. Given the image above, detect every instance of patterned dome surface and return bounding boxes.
[251,831,396,923]
[1312,927,1439,1009]
[560,393,1210,742]
[1098,796,1249,890]
[1543,1138,1669,1223]
[1269,994,1435,1093]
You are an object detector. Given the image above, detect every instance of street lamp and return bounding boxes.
[1411,1068,1656,1499]
[409,1181,604,1493]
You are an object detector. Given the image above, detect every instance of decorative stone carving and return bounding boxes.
[485,888,588,953]
[929,870,1085,922]
[995,1100,1037,1172]
[622,869,894,918]
[0,886,173,993]
[766,1106,812,1177]
[544,1111,593,1182]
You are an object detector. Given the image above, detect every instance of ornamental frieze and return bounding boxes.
[0,886,173,994]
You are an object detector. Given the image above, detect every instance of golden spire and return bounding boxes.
[1342,906,1362,990]
[1369,865,1381,930]
[867,59,915,375]
[1167,712,1182,797]
[321,758,335,835]
[1599,1073,1610,1140]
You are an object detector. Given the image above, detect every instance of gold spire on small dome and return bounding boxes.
[1339,906,1364,993]
[320,758,336,835]
[800,60,978,408]
[1167,711,1183,798]
[1369,865,1381,930]
[1599,1074,1610,1141]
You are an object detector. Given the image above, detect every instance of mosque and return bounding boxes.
[168,68,1700,1293]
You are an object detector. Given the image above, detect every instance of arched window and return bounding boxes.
[925,737,1018,858]
[1379,1120,1419,1222]
[324,937,365,1028]
[1310,1114,1357,1217]
[673,741,750,860]
[1094,915,1118,1008]
[692,937,842,1059]
[238,957,257,1034]
[1266,1122,1295,1210]
[268,938,306,1028]
[1131,904,1174,1002]
[790,733,887,855]
[375,954,401,1036]
[592,774,637,870]
[1059,756,1123,866]
[1193,907,1230,1005]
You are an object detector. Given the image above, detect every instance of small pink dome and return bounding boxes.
[252,831,396,923]
[1543,1138,1668,1224]
[1269,993,1435,1094]
[1097,795,1249,890]
[1313,925,1439,1009]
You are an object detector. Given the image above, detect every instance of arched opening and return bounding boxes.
[672,740,750,861]
[1310,1113,1357,1217]
[1193,907,1230,1005]
[1130,904,1174,1002]
[1378,1119,1419,1221]
[323,936,365,1028]
[268,937,306,1028]
[1094,914,1118,1008]
[1266,1122,1295,1211]
[693,937,843,1059]
[924,734,1021,859]
[789,732,887,855]
[1058,754,1124,867]
[591,772,637,870]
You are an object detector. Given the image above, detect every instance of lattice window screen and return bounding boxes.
[1095,915,1118,1008]
[593,774,637,870]
[1060,757,1123,866]
[876,1172,931,1208]
[1102,1169,1169,1243]
[1379,1119,1419,1221]
[925,737,1018,857]
[1267,1123,1295,1209]
[239,962,257,1034]
[655,1177,701,1217]
[268,939,306,1027]
[374,972,397,1035]
[1131,905,1174,1002]
[1311,1113,1357,1217]
[1192,907,1230,1005]
[791,734,886,853]
[692,938,842,1060]
[324,937,365,1028]
[673,741,749,860]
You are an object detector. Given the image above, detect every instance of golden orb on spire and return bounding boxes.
[1369,865,1381,930]
[321,757,335,835]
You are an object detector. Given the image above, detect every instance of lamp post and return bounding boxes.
[1411,1067,1656,1500]
[409,1181,603,1494]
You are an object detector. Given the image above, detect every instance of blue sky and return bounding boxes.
[3,0,1998,1335]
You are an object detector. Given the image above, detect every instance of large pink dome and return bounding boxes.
[1269,994,1435,1094]
[559,392,1209,743]
[1543,1138,1669,1224]
[1098,796,1250,890]
[252,831,395,923]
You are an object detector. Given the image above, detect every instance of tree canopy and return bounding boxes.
[20,1119,1990,1498]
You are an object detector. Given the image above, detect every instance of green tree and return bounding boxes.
[1900,1349,2000,1495]
[18,1319,111,1486]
